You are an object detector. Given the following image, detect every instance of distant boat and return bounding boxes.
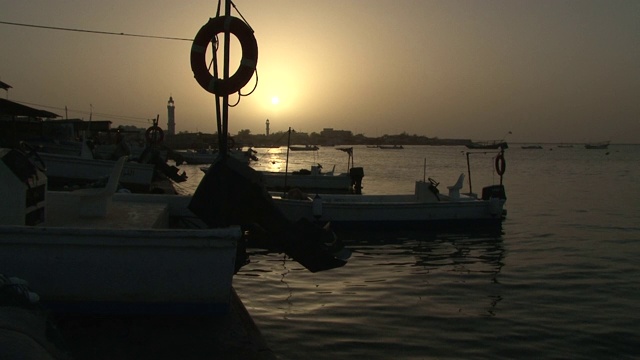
[378,145,404,149]
[466,141,508,150]
[289,145,319,151]
[521,145,543,149]
[584,141,609,149]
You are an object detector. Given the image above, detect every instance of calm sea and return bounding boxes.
[175,144,639,360]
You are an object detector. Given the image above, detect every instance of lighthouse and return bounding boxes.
[265,119,270,136]
[167,96,175,136]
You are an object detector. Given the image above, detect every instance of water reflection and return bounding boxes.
[238,227,506,317]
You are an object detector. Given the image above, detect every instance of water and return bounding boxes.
[175,145,640,359]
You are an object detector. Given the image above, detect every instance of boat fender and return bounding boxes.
[312,194,323,218]
[190,16,258,95]
[495,153,506,176]
[145,125,164,145]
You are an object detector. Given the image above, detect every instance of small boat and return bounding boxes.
[378,145,404,149]
[289,145,319,151]
[521,145,543,149]
[272,151,508,230]
[175,147,257,164]
[38,151,156,192]
[257,147,364,194]
[0,152,239,315]
[259,165,364,194]
[584,141,609,149]
[466,141,509,150]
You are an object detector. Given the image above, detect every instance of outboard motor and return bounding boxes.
[189,155,348,272]
[349,167,364,194]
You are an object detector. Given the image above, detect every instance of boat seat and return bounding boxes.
[74,155,128,217]
[447,173,465,200]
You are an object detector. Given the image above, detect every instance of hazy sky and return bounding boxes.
[2,0,639,143]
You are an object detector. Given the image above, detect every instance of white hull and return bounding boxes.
[39,152,155,189]
[0,191,239,315]
[272,182,506,230]
[260,171,352,192]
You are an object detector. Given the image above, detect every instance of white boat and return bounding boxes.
[175,147,257,164]
[289,145,319,151]
[0,150,240,315]
[584,141,609,149]
[38,151,156,192]
[259,164,364,194]
[272,176,506,230]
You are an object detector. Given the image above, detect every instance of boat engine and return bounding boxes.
[349,167,364,194]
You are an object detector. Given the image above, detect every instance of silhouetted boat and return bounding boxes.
[584,141,609,149]
[466,141,508,150]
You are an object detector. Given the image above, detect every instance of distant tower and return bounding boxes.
[265,119,270,136]
[167,96,175,136]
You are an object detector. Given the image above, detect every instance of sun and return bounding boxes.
[271,96,280,105]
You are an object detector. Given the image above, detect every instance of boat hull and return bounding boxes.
[39,152,155,191]
[272,194,505,230]
[0,225,239,315]
[0,191,240,315]
[260,172,353,193]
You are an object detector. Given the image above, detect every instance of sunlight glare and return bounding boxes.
[271,96,280,105]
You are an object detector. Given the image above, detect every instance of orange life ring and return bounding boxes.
[495,153,506,176]
[145,125,164,144]
[190,16,258,96]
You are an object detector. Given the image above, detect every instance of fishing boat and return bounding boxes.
[257,147,364,194]
[378,145,404,149]
[466,140,508,149]
[584,141,609,149]
[38,151,156,192]
[289,145,319,151]
[0,151,239,315]
[175,147,257,164]
[521,145,543,149]
[271,151,508,230]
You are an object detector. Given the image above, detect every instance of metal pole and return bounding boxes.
[219,0,232,158]
[284,127,291,195]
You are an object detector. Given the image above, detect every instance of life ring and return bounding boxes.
[190,16,258,96]
[145,125,164,144]
[495,153,506,176]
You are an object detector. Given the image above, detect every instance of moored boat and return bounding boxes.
[0,151,239,315]
[584,141,609,149]
[289,145,319,151]
[466,140,508,149]
[271,150,508,230]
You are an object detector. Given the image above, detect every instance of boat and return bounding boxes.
[584,141,609,149]
[378,145,404,149]
[466,140,509,149]
[521,145,543,149]
[0,151,239,315]
[38,151,156,192]
[1,147,349,314]
[271,151,508,230]
[289,145,319,151]
[257,147,364,194]
[175,147,257,164]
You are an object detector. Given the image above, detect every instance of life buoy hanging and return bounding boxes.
[495,153,506,176]
[190,16,258,96]
[145,125,164,145]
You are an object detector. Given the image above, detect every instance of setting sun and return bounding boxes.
[271,96,280,105]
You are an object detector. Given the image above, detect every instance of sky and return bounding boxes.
[1,0,639,143]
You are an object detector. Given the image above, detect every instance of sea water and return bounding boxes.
[174,145,639,359]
